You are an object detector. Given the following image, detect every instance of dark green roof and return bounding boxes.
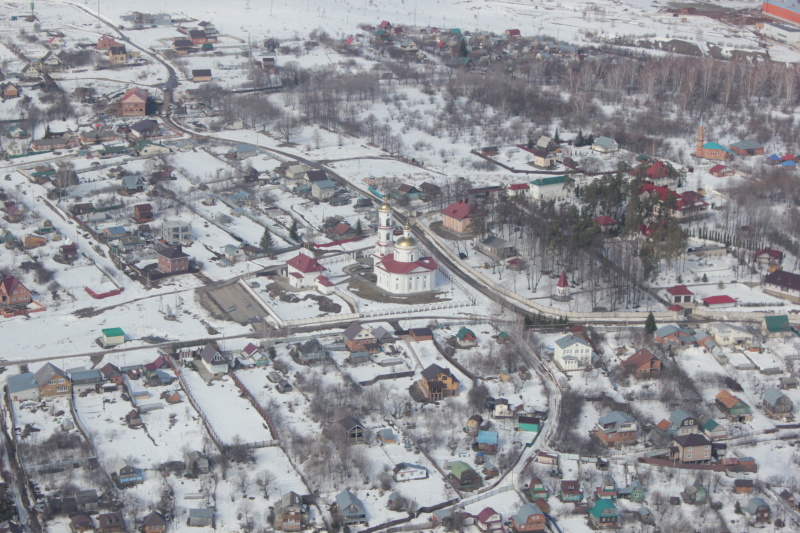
[763,315,789,333]
[456,327,474,340]
[530,175,566,187]
[589,499,618,518]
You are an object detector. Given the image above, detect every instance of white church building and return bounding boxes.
[373,198,437,295]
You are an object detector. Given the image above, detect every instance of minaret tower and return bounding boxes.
[374,196,394,259]
[696,118,704,158]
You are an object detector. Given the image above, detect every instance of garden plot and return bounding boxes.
[73,384,209,469]
[180,368,273,445]
[329,348,416,384]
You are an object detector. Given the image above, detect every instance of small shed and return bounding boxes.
[101,328,125,348]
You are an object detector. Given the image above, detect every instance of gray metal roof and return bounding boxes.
[7,373,37,393]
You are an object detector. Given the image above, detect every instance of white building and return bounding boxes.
[553,335,592,371]
[529,176,568,201]
[392,462,428,482]
[286,252,327,288]
[200,343,229,375]
[709,322,754,347]
[373,198,437,295]
[592,136,619,153]
[761,21,800,44]
[161,220,192,245]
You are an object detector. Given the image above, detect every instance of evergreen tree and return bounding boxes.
[554,129,561,144]
[644,312,657,335]
[289,219,300,241]
[575,129,584,146]
[260,227,274,251]
[354,219,363,236]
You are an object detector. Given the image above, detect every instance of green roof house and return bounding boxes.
[456,327,477,347]
[762,315,790,337]
[588,499,618,529]
[102,328,125,348]
[447,461,482,492]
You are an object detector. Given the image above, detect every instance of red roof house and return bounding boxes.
[0,275,31,307]
[442,201,476,234]
[666,285,694,305]
[286,253,326,288]
[702,295,737,308]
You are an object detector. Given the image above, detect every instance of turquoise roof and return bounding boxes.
[702,142,734,153]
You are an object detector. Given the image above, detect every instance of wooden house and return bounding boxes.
[621,349,661,379]
[763,388,793,420]
[339,416,367,444]
[716,389,752,422]
[446,461,482,492]
[419,364,459,401]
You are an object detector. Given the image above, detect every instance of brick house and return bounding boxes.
[621,349,661,379]
[157,246,189,274]
[121,87,148,117]
[419,364,459,401]
[594,411,637,448]
[97,35,120,50]
[729,140,764,157]
[442,201,476,234]
[0,275,31,307]
[1,82,21,99]
[342,321,376,352]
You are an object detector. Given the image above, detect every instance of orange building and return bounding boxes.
[121,87,148,117]
[695,121,732,160]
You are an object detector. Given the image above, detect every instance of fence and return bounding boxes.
[163,357,224,452]
[229,370,280,443]
[358,371,415,386]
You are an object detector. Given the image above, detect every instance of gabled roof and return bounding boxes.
[764,388,788,405]
[730,140,763,150]
[339,416,363,431]
[442,200,473,220]
[456,327,475,340]
[286,253,325,273]
[666,285,694,296]
[7,373,37,394]
[593,136,616,147]
[593,215,618,226]
[621,349,657,370]
[449,461,474,480]
[716,389,745,409]
[746,497,768,515]
[674,433,710,448]
[702,295,736,305]
[554,335,589,349]
[477,430,498,445]
[755,247,783,260]
[143,512,166,527]
[335,489,364,512]
[765,269,800,292]
[33,363,70,388]
[589,499,618,518]
[598,411,634,429]
[343,321,370,340]
[158,246,188,259]
[420,363,457,383]
[476,507,500,523]
[122,87,148,103]
[512,503,542,525]
[200,343,223,365]
[763,314,789,333]
[0,275,25,295]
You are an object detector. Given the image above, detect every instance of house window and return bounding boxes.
[57,386,69,392]
[687,454,692,459]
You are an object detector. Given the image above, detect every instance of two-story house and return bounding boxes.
[672,434,712,463]
[34,363,71,397]
[553,335,592,372]
[594,411,637,448]
[419,364,459,401]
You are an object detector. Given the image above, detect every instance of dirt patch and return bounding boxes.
[347,276,450,305]
[140,335,169,344]
[197,291,229,321]
[73,306,101,318]
[303,293,342,314]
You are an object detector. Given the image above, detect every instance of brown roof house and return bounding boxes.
[419,363,459,401]
[157,246,189,274]
[143,512,166,533]
[715,389,752,422]
[342,321,376,352]
[621,349,661,379]
[671,433,712,463]
[764,270,800,304]
[97,512,124,533]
